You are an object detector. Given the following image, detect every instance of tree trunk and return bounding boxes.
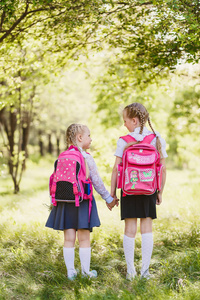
[14,179,20,194]
[9,106,17,155]
[22,125,29,153]
[21,111,31,170]
[56,136,60,156]
[0,107,17,175]
[38,130,44,156]
[0,82,34,193]
[48,133,53,154]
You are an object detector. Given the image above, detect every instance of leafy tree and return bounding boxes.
[1,0,200,187]
[0,38,61,192]
[0,0,104,44]
[1,1,199,62]
[92,0,200,122]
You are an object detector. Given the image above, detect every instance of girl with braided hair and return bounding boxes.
[46,124,118,280]
[111,103,167,280]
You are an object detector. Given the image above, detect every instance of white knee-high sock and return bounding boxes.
[141,232,153,276]
[79,247,91,275]
[63,247,76,278]
[123,235,136,275]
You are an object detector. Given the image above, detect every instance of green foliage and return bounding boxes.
[0,37,96,191]
[166,67,200,167]
[170,86,200,136]
[1,0,199,68]
[1,0,200,177]
[92,0,200,125]
[0,0,105,45]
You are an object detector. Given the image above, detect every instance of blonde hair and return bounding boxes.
[124,103,163,157]
[66,123,87,148]
[66,123,89,178]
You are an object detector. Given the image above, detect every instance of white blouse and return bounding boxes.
[114,127,168,158]
[81,150,113,204]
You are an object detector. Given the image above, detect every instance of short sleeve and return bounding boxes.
[151,134,168,158]
[114,138,127,158]
[115,132,168,159]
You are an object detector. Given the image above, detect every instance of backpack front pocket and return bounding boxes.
[54,159,83,202]
[127,151,157,165]
[124,167,156,193]
[139,169,155,182]
[55,181,75,201]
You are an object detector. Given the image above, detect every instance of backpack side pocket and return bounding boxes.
[117,163,123,189]
[157,164,163,191]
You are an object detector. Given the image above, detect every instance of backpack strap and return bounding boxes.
[120,134,155,144]
[140,134,156,144]
[120,135,137,143]
[83,178,93,221]
[68,145,80,151]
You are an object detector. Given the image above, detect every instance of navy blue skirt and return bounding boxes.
[121,191,157,220]
[45,196,100,231]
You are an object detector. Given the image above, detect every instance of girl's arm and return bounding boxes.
[157,158,166,205]
[111,156,122,198]
[85,154,113,203]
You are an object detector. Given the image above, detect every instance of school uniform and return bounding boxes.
[114,127,168,220]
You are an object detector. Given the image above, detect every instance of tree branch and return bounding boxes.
[0,10,6,32]
[0,2,29,43]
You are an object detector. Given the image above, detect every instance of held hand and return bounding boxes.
[114,195,119,207]
[106,197,119,211]
[106,199,115,211]
[110,193,119,203]
[156,192,162,205]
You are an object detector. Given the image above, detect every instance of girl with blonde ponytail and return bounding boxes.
[46,123,118,280]
[111,102,167,280]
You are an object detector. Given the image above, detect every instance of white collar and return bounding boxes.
[128,126,153,141]
[133,127,150,134]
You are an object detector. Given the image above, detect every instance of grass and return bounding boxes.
[0,158,200,299]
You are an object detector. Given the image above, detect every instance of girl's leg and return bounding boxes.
[78,229,96,277]
[124,218,137,278]
[140,218,153,278]
[63,229,77,279]
[77,229,90,248]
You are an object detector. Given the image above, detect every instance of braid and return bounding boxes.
[66,123,90,178]
[124,102,163,158]
[124,102,149,134]
[147,117,156,135]
[137,109,145,134]
[148,117,163,158]
[66,124,86,149]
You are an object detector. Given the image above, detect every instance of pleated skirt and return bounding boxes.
[121,191,157,220]
[45,196,100,232]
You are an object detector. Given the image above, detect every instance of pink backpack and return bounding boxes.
[49,145,93,216]
[117,134,163,196]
